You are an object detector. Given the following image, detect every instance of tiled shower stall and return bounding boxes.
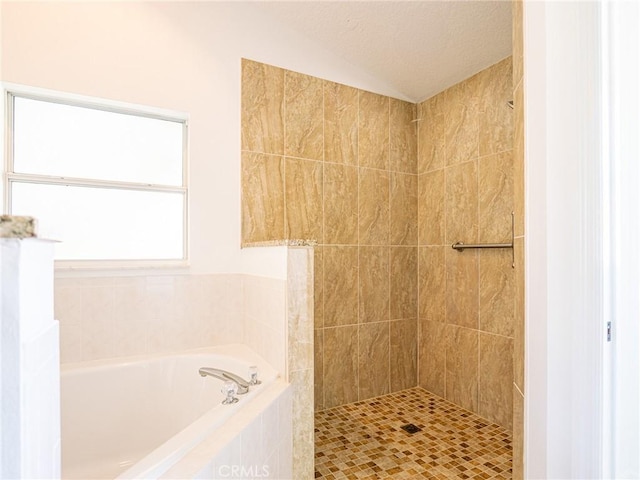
[240,55,517,431]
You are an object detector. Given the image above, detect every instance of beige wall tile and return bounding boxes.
[314,247,324,329]
[417,96,445,174]
[285,158,323,241]
[241,152,284,243]
[390,247,417,320]
[513,0,524,89]
[444,91,479,167]
[418,320,446,397]
[324,81,358,165]
[241,59,284,155]
[359,246,390,324]
[323,325,359,408]
[418,169,445,246]
[479,249,515,337]
[390,98,417,173]
[285,71,324,160]
[358,91,389,169]
[418,246,446,324]
[514,237,525,391]
[390,172,418,246]
[479,58,514,157]
[445,249,479,330]
[323,163,358,245]
[445,325,478,412]
[390,318,418,391]
[323,246,359,327]
[514,82,525,238]
[513,384,525,480]
[358,168,390,245]
[358,321,390,400]
[478,332,513,429]
[479,151,514,243]
[314,329,323,411]
[287,248,314,374]
[445,160,478,245]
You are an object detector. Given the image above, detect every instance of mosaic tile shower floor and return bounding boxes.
[314,388,512,479]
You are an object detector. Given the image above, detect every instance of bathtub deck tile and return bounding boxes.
[314,387,512,479]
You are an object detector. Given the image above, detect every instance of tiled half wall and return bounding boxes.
[55,273,287,376]
[241,57,516,430]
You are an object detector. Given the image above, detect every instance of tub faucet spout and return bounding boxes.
[198,367,250,394]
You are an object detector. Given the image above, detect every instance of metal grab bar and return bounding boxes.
[451,242,512,251]
[451,212,515,268]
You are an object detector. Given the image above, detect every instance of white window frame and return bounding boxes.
[2,83,190,270]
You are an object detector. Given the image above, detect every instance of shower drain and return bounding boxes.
[400,423,422,434]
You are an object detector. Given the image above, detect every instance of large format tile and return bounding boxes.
[445,325,479,413]
[513,383,525,480]
[358,168,390,245]
[323,246,358,327]
[418,246,446,324]
[479,151,514,244]
[445,248,479,329]
[358,322,390,400]
[314,329,324,411]
[390,98,417,174]
[390,246,417,320]
[418,169,444,246]
[513,0,524,89]
[241,152,284,243]
[314,246,323,329]
[514,81,525,238]
[417,319,446,397]
[324,81,358,165]
[417,95,445,174]
[478,332,513,429]
[479,248,515,337]
[479,57,514,157]
[284,71,323,160]
[444,91,479,167]
[323,325,359,408]
[445,160,478,246]
[358,246,390,324]
[358,91,389,170]
[284,158,322,241]
[323,163,358,245]
[514,236,525,391]
[390,319,418,392]
[390,172,418,246]
[241,59,284,155]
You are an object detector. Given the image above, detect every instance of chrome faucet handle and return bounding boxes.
[248,365,261,385]
[221,380,239,405]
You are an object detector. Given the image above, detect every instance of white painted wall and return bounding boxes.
[524,1,608,478]
[1,2,406,278]
[608,1,640,477]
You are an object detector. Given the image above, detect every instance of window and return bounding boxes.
[4,87,188,265]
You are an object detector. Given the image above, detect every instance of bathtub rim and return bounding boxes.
[61,343,281,480]
[60,343,276,376]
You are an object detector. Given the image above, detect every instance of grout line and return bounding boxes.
[356,88,361,402]
[387,97,392,397]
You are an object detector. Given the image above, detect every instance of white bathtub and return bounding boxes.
[61,344,292,479]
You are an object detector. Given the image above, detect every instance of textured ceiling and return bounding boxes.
[254,1,512,103]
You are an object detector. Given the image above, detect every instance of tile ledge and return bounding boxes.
[242,239,317,248]
[0,216,37,238]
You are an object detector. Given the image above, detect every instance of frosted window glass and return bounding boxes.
[13,97,183,186]
[11,182,184,260]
